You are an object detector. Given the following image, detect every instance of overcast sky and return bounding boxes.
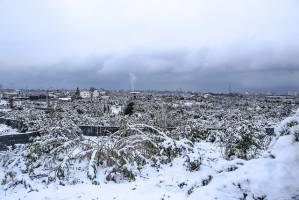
[0,0,299,91]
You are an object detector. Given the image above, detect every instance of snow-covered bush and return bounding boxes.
[0,123,192,189]
[220,122,272,160]
[185,156,202,171]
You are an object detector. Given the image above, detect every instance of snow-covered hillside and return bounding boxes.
[1,109,298,200]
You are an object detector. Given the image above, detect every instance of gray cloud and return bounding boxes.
[0,45,298,92]
[0,0,299,91]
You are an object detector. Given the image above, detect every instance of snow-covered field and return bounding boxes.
[1,138,298,200]
[1,110,299,200]
[0,124,19,136]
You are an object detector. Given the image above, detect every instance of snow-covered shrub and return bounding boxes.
[189,128,210,142]
[234,134,256,160]
[105,165,135,182]
[201,175,213,186]
[1,171,16,185]
[222,122,271,160]
[87,150,98,181]
[276,112,299,142]
[185,156,202,171]
[1,173,36,192]
[1,122,191,188]
[280,119,298,136]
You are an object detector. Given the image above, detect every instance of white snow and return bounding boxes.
[0,124,19,136]
[0,100,8,106]
[183,101,193,107]
[1,110,299,200]
[111,105,122,114]
[88,150,98,180]
[189,135,299,199]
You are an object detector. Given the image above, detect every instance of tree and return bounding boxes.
[9,97,14,109]
[90,87,96,100]
[124,102,134,116]
[75,87,80,97]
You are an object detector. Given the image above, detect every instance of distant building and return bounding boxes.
[29,94,47,100]
[100,91,106,95]
[59,97,72,101]
[129,91,141,100]
[265,95,295,104]
[2,91,19,99]
[80,91,91,99]
[80,90,100,99]
[93,90,100,98]
[48,92,59,98]
[101,95,110,100]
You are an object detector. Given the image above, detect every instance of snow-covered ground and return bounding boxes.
[1,133,299,199]
[1,110,298,200]
[0,99,8,106]
[0,124,19,136]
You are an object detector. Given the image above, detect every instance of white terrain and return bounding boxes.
[1,104,298,200]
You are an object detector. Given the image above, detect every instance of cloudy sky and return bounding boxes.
[0,0,299,91]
